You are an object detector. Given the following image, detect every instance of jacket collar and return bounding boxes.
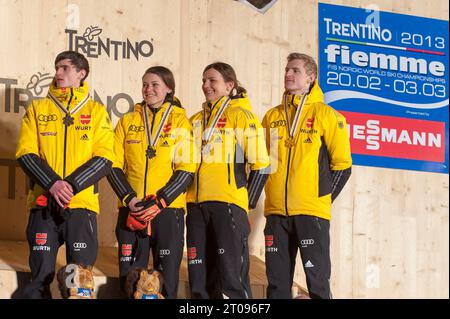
[47,81,89,107]
[282,81,324,108]
[135,97,182,115]
[202,93,252,114]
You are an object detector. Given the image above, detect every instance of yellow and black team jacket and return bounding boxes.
[262,82,352,220]
[107,99,196,210]
[186,94,270,213]
[16,82,114,214]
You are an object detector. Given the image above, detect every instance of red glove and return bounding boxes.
[126,213,148,232]
[132,195,167,222]
[36,194,48,207]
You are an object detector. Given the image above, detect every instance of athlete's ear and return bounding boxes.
[78,69,87,82]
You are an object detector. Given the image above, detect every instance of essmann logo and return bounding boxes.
[343,111,445,162]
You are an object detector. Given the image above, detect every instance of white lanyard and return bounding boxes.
[48,90,90,126]
[142,103,173,158]
[283,93,308,147]
[201,97,231,155]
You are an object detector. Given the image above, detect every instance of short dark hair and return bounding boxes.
[55,51,90,83]
[142,66,176,102]
[203,62,247,96]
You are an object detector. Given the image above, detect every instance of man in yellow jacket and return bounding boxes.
[16,51,114,298]
[262,53,352,299]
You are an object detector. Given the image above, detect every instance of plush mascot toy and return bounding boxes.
[57,264,95,299]
[125,268,165,299]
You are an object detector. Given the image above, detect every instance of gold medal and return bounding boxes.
[284,137,295,148]
[282,93,307,150]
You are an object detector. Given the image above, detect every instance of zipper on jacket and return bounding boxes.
[196,157,203,203]
[196,105,213,204]
[63,89,74,178]
[143,108,157,197]
[284,146,292,216]
[227,153,231,184]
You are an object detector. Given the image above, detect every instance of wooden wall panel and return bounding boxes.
[0,0,448,298]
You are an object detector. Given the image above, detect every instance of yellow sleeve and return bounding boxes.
[173,112,197,173]
[16,102,39,158]
[112,117,126,170]
[261,112,271,154]
[323,107,352,171]
[236,108,270,171]
[92,104,115,163]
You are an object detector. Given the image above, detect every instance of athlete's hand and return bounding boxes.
[127,196,140,212]
[49,180,73,208]
[132,195,167,222]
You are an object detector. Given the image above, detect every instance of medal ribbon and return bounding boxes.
[201,96,231,147]
[48,90,90,118]
[283,93,308,140]
[143,102,174,151]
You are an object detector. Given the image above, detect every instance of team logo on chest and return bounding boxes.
[217,117,227,128]
[80,114,91,125]
[163,122,172,133]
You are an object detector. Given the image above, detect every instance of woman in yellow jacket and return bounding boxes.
[107,66,196,299]
[186,62,270,299]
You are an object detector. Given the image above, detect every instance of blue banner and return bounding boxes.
[319,3,449,173]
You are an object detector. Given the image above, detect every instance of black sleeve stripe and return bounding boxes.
[74,157,107,185]
[20,154,51,186]
[76,157,104,184]
[331,172,338,192]
[64,156,112,194]
[331,167,351,202]
[164,172,190,198]
[247,172,258,199]
[247,169,269,208]
[158,170,194,205]
[108,169,128,195]
[252,174,264,200]
[18,153,60,190]
[74,157,103,185]
[249,173,265,203]
[331,170,343,193]
[248,174,259,202]
[164,171,192,198]
[106,167,135,201]
[248,168,266,200]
